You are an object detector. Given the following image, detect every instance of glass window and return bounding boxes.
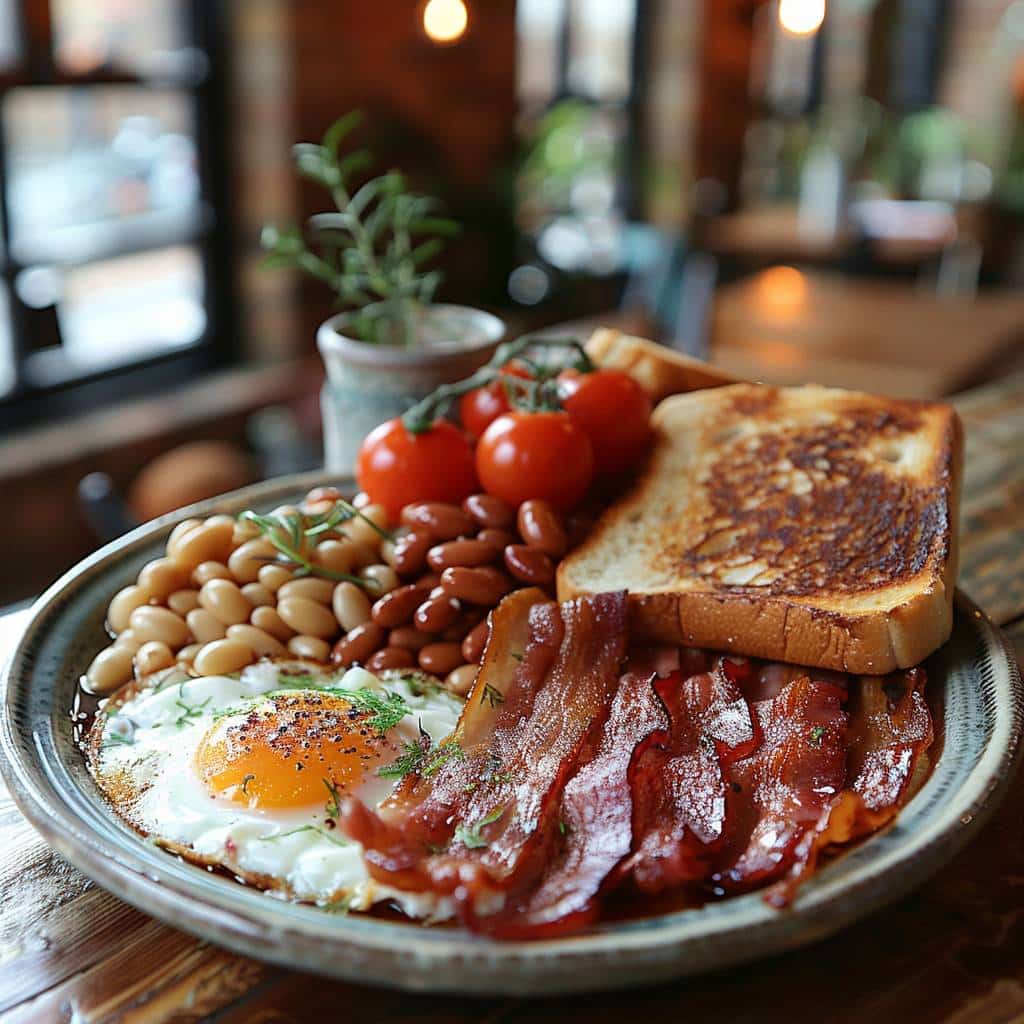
[22,246,205,386]
[567,0,636,101]
[517,0,565,105]
[3,87,199,263]
[0,0,19,68]
[51,0,184,74]
[0,283,14,397]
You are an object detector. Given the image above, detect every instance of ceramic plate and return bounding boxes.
[2,474,1021,996]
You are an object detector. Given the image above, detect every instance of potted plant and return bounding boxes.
[263,112,505,471]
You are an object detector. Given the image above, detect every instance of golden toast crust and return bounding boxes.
[558,383,963,674]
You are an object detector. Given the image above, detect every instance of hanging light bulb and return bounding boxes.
[778,0,826,36]
[423,0,469,44]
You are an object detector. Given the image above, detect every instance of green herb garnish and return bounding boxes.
[325,687,411,733]
[241,774,255,795]
[808,725,825,748]
[256,825,348,848]
[102,731,135,749]
[480,683,505,708]
[323,778,342,820]
[320,895,352,914]
[422,740,466,778]
[454,805,507,850]
[174,684,211,729]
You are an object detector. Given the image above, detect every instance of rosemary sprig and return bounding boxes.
[256,825,348,849]
[262,110,460,347]
[401,335,593,434]
[324,687,411,733]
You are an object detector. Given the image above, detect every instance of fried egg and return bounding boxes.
[87,660,464,918]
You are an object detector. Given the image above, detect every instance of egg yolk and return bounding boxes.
[195,691,396,810]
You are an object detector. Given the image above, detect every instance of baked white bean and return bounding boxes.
[137,558,190,600]
[193,561,232,586]
[107,585,150,634]
[277,596,338,639]
[227,537,277,584]
[250,605,295,641]
[166,518,202,554]
[360,563,400,598]
[168,516,235,571]
[226,623,288,657]
[85,646,134,694]
[198,579,252,626]
[232,517,261,544]
[240,582,274,608]
[312,539,358,575]
[332,581,372,632]
[258,563,293,592]
[186,607,228,643]
[278,577,335,604]
[444,663,478,697]
[135,640,174,677]
[112,628,143,653]
[128,605,190,648]
[193,638,254,676]
[167,588,201,616]
[177,643,202,664]
[287,634,330,661]
[343,504,388,546]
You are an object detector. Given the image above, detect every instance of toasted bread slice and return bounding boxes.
[585,328,738,403]
[558,383,962,674]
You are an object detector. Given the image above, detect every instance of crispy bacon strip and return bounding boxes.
[339,588,630,912]
[766,667,933,907]
[469,669,668,937]
[627,660,758,893]
[714,675,849,891]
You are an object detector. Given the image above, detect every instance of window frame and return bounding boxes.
[0,0,237,432]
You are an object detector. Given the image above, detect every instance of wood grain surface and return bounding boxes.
[1,373,1023,1024]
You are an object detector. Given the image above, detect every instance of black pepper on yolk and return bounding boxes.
[195,691,397,809]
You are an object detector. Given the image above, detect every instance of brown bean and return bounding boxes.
[278,596,338,639]
[426,538,500,572]
[444,664,478,697]
[440,566,511,606]
[372,582,432,628]
[517,500,567,557]
[400,502,474,541]
[441,608,486,641]
[504,544,555,586]
[414,593,461,632]
[418,642,464,676]
[390,530,432,577]
[332,622,387,666]
[463,493,514,529]
[388,627,433,651]
[367,647,416,672]
[461,620,490,664]
[477,527,516,549]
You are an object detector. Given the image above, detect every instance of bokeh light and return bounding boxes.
[423,0,469,44]
[778,0,826,36]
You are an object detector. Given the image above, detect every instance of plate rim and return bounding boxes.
[2,473,1022,996]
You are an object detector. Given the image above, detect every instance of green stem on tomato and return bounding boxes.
[401,335,592,435]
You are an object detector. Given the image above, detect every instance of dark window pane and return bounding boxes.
[0,282,14,396]
[0,0,19,69]
[22,246,205,386]
[52,0,184,74]
[4,87,200,263]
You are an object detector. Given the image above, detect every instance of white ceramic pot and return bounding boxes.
[316,304,506,472]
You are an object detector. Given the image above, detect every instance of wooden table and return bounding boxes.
[2,375,1023,1023]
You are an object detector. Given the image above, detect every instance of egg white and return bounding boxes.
[89,661,464,919]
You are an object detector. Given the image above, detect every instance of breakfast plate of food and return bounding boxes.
[2,330,1021,995]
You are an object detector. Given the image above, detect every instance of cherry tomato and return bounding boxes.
[357,418,478,518]
[476,411,594,510]
[458,364,533,439]
[558,369,652,476]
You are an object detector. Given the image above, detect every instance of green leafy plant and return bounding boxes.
[262,111,460,346]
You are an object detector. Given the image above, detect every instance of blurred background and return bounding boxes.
[1,0,1023,604]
